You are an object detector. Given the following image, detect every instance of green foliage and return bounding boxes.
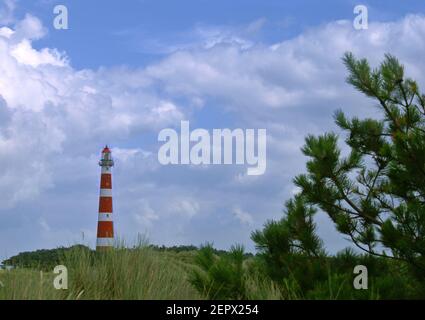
[189,244,285,300]
[2,245,90,271]
[2,244,251,273]
[249,53,425,299]
[251,195,327,293]
[295,52,425,280]
[190,244,248,299]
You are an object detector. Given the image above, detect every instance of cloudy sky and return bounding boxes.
[1,0,425,259]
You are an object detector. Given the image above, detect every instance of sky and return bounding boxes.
[1,0,425,259]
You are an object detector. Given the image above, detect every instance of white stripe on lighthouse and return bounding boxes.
[96,237,114,247]
[100,188,112,196]
[101,167,112,174]
[98,212,113,221]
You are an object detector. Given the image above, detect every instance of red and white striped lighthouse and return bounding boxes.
[96,146,115,251]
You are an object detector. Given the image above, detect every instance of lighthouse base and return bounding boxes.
[96,237,114,251]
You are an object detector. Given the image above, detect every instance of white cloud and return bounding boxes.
[11,39,67,67]
[145,15,425,120]
[39,217,51,232]
[0,0,16,25]
[112,147,151,163]
[13,14,46,41]
[233,207,254,226]
[0,16,186,207]
[133,200,159,228]
[0,26,14,38]
[173,199,200,218]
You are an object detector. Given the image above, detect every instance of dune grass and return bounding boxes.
[0,245,393,300]
[0,268,58,300]
[0,245,202,300]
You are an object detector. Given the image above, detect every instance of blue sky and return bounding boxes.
[16,0,425,68]
[1,0,425,259]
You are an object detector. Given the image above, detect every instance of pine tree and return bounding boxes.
[253,53,425,285]
[251,195,327,292]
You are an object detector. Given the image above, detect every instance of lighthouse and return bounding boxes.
[96,146,115,251]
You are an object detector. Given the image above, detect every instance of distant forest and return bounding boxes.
[1,244,253,271]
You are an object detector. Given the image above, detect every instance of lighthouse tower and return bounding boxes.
[96,146,115,251]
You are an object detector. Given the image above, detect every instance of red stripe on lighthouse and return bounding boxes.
[97,221,114,237]
[100,174,112,189]
[96,146,115,251]
[99,197,113,213]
